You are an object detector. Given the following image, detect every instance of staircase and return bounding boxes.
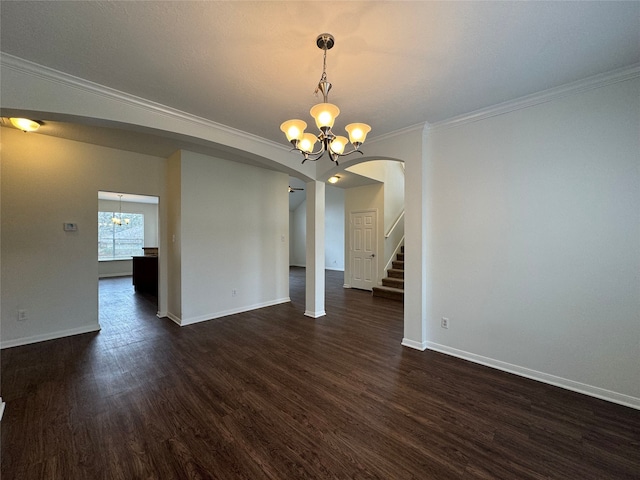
[372,246,404,301]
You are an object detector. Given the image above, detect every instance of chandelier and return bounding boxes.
[280,34,371,166]
[112,194,130,226]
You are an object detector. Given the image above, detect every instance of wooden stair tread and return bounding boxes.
[382,277,404,288]
[372,285,404,301]
[387,268,404,279]
[374,246,405,301]
[373,285,404,293]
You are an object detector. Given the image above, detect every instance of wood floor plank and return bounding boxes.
[2,268,639,479]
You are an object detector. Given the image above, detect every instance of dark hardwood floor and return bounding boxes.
[2,268,639,479]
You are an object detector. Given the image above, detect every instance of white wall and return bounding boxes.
[288,185,345,270]
[347,160,405,270]
[166,151,182,319]
[1,127,167,348]
[97,198,159,277]
[98,259,133,278]
[167,150,290,325]
[290,201,307,267]
[426,77,640,403]
[325,187,345,270]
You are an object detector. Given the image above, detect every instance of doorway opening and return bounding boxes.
[98,191,159,329]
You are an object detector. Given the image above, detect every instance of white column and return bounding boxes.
[402,126,430,350]
[305,180,326,318]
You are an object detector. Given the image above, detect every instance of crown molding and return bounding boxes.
[0,52,288,152]
[367,122,429,145]
[430,64,640,131]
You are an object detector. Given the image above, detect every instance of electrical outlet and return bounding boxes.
[441,317,449,329]
[232,289,237,297]
[18,309,28,322]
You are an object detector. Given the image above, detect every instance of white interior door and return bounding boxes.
[350,210,377,291]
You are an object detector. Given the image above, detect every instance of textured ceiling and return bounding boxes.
[2,1,638,146]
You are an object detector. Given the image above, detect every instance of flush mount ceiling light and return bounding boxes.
[327,175,340,184]
[9,117,41,132]
[281,33,371,166]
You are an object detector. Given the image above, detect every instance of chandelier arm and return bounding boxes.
[330,148,364,165]
[303,149,328,162]
[291,138,327,158]
[337,148,365,158]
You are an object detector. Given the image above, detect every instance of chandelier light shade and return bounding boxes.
[345,123,371,146]
[281,119,307,142]
[280,33,371,166]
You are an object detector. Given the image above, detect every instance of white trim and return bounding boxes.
[401,338,427,351]
[343,284,351,288]
[430,64,640,131]
[0,398,5,421]
[426,342,640,411]
[0,53,288,153]
[367,64,640,139]
[348,209,380,291]
[177,298,291,327]
[289,265,344,272]
[0,324,101,349]
[383,236,405,276]
[304,310,326,318]
[367,123,427,145]
[385,211,404,239]
[156,311,168,319]
[98,273,132,279]
[166,312,182,326]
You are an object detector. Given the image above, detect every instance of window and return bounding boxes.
[98,211,145,260]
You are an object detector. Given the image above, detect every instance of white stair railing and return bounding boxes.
[383,237,405,275]
[385,210,404,239]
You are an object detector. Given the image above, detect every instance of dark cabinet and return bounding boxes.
[132,256,158,296]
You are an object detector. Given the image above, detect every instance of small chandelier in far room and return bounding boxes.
[112,194,130,226]
[281,33,371,166]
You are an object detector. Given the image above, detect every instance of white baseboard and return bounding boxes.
[175,297,291,327]
[426,341,640,411]
[304,310,326,318]
[98,273,132,278]
[289,265,344,272]
[165,312,182,326]
[1,324,101,349]
[401,338,427,351]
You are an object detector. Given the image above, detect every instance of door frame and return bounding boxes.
[347,208,379,291]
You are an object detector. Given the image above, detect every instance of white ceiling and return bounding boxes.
[5,1,636,214]
[1,2,638,153]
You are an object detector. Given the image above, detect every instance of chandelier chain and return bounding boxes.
[314,46,328,96]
